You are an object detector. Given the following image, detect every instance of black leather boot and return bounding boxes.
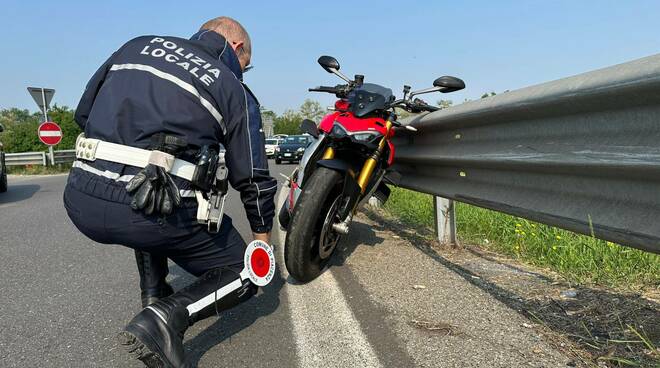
[135,250,175,307]
[118,267,257,368]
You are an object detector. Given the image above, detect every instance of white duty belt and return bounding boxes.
[75,134,196,181]
[75,134,228,232]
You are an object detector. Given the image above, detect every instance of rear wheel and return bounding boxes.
[284,167,343,282]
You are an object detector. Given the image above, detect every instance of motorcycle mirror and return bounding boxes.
[317,55,352,83]
[433,76,465,93]
[299,119,320,139]
[318,55,340,73]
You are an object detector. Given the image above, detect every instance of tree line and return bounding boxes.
[0,106,81,153]
[263,99,327,136]
[0,101,327,153]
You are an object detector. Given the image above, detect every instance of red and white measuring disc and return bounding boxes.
[243,240,276,286]
[38,122,62,146]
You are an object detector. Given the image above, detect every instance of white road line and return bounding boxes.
[274,189,382,368]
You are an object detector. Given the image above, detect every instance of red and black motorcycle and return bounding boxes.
[280,56,465,282]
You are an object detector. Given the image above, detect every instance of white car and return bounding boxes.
[264,138,283,158]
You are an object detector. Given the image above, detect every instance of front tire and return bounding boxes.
[284,167,343,282]
[278,200,291,229]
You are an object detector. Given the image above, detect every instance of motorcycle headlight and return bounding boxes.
[352,132,380,142]
[330,122,348,138]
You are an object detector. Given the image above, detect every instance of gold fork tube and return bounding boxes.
[322,147,335,160]
[356,158,377,193]
[356,120,393,193]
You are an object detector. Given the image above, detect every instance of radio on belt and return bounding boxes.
[193,145,229,233]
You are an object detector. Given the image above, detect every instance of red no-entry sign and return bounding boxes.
[38,122,63,146]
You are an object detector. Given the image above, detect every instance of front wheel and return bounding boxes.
[284,167,343,282]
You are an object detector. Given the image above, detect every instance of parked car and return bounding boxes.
[275,135,311,164]
[264,137,283,158]
[0,123,7,193]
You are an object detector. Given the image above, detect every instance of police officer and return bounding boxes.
[63,17,277,367]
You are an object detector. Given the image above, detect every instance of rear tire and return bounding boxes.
[284,167,342,282]
[0,173,6,193]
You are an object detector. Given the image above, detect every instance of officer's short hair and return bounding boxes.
[200,16,251,56]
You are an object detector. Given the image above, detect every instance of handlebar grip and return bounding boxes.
[410,98,440,112]
[308,86,337,93]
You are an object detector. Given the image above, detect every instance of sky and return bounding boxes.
[1,0,659,115]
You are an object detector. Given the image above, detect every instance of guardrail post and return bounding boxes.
[41,152,47,166]
[434,196,457,246]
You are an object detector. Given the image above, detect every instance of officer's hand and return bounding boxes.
[253,232,270,244]
[126,164,181,215]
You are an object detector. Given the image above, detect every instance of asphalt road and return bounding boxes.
[0,161,574,368]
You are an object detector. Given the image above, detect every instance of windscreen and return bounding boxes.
[348,83,394,117]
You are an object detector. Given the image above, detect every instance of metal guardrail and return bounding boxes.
[5,151,47,166]
[53,150,76,164]
[5,149,76,166]
[390,54,660,254]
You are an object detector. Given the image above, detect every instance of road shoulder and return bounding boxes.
[352,207,659,367]
[337,210,576,367]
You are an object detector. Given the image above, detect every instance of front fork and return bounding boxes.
[324,119,394,234]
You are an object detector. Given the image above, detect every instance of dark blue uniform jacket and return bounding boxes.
[68,30,276,233]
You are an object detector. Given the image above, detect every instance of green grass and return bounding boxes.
[7,164,71,175]
[383,187,660,288]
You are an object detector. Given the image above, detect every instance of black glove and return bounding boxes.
[125,164,181,215]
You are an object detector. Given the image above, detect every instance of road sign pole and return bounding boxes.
[41,88,54,165]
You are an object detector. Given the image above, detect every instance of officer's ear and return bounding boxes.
[231,40,250,71]
[230,40,244,54]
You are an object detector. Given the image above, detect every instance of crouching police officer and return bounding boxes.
[63,16,277,367]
